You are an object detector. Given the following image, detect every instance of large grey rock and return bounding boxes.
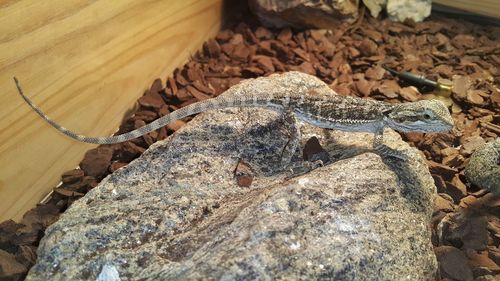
[362,0,431,22]
[464,138,500,196]
[362,0,386,18]
[26,72,437,280]
[249,0,359,29]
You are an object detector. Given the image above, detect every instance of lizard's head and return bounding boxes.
[384,100,454,133]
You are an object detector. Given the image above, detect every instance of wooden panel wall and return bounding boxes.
[434,0,500,19]
[0,0,225,221]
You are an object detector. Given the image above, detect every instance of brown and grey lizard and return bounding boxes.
[13,72,453,167]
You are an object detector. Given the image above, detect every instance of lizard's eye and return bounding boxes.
[423,113,431,119]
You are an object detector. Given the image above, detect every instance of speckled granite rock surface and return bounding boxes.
[464,138,500,196]
[26,72,437,280]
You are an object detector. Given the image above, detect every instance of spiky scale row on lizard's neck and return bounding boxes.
[299,91,390,122]
[14,71,453,145]
[267,91,391,132]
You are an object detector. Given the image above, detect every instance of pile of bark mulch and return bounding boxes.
[1,13,499,281]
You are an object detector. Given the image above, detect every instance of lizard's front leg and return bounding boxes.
[373,129,406,160]
[280,110,323,177]
[280,110,300,165]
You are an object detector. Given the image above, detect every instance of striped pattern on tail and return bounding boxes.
[13,77,285,144]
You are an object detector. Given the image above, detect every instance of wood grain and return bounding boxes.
[434,0,500,19]
[0,0,224,221]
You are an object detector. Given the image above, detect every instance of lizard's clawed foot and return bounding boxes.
[284,160,324,180]
[375,144,407,160]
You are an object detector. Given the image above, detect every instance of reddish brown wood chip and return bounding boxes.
[331,84,352,96]
[15,245,37,267]
[434,194,455,213]
[257,41,276,57]
[134,126,149,142]
[445,179,467,202]
[354,77,375,97]
[442,154,465,168]
[254,27,273,40]
[191,80,215,96]
[242,27,259,45]
[138,94,164,109]
[0,221,23,255]
[358,39,378,56]
[433,64,454,78]
[166,120,186,132]
[376,80,400,98]
[158,105,170,117]
[491,91,500,106]
[134,110,158,122]
[175,88,192,102]
[21,204,60,229]
[242,66,265,76]
[220,42,235,56]
[61,169,84,184]
[452,34,476,49]
[277,28,292,43]
[404,132,424,143]
[466,90,485,105]
[466,250,500,274]
[54,188,84,198]
[215,30,233,42]
[231,44,250,61]
[251,55,275,73]
[79,147,113,178]
[229,33,244,45]
[62,176,98,193]
[460,135,486,156]
[204,38,221,58]
[157,127,168,141]
[489,246,500,265]
[292,48,310,62]
[175,71,189,87]
[292,61,316,75]
[452,76,472,100]
[110,162,128,172]
[435,246,473,281]
[150,78,163,95]
[434,33,450,46]
[234,160,254,188]
[364,66,386,80]
[428,160,458,181]
[167,77,178,97]
[187,85,211,101]
[0,249,27,280]
[122,141,146,158]
[441,147,459,158]
[399,86,421,102]
[185,67,203,83]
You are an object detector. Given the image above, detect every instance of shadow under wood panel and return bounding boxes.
[0,0,226,221]
[433,0,500,19]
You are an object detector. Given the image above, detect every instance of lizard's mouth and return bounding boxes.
[388,120,454,133]
[401,123,453,133]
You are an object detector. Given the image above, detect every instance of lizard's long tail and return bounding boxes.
[14,77,281,144]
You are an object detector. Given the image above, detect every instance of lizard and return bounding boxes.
[13,72,454,171]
